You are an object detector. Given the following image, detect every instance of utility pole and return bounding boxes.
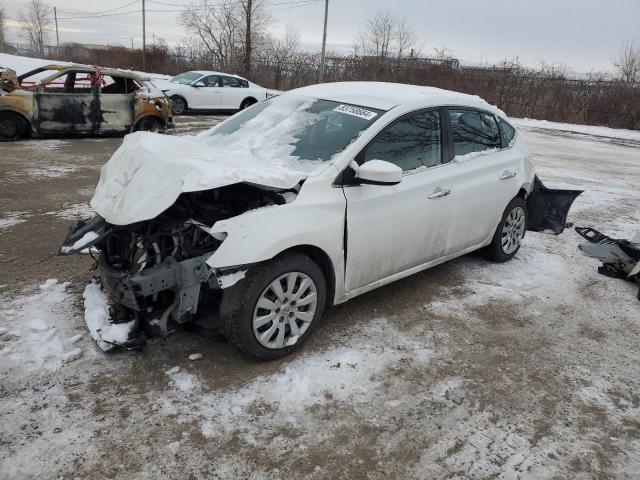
[244,0,253,73]
[54,6,60,53]
[318,0,329,82]
[142,0,146,71]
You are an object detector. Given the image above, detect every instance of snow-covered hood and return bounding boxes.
[91,132,314,225]
[91,96,332,225]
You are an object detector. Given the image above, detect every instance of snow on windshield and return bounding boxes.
[198,94,382,170]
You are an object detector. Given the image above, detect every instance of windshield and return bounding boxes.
[171,72,202,85]
[203,95,384,163]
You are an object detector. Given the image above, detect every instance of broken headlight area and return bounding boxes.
[61,183,294,349]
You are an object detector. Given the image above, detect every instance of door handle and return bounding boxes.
[499,170,517,180]
[428,188,451,199]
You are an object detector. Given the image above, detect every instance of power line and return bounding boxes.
[57,10,142,20]
[56,0,140,16]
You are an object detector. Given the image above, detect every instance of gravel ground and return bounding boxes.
[0,116,639,480]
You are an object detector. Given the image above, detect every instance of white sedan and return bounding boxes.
[62,82,582,359]
[161,70,270,115]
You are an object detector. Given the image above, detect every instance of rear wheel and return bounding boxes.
[0,112,26,141]
[171,96,187,115]
[136,116,162,132]
[221,252,326,360]
[240,98,257,110]
[484,197,527,262]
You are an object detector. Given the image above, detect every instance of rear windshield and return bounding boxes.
[205,96,384,162]
[170,72,202,85]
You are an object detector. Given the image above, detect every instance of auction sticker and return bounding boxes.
[334,104,378,120]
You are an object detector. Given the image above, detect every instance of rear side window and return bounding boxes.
[222,76,242,87]
[361,110,442,171]
[498,118,516,147]
[448,109,501,156]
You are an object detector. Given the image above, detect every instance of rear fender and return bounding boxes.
[526,176,583,234]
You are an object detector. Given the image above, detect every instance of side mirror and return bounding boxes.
[356,160,402,186]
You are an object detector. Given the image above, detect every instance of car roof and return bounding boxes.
[189,70,246,80]
[26,64,142,79]
[290,81,504,115]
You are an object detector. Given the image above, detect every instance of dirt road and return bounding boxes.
[1,117,639,479]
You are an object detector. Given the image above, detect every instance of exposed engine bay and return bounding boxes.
[61,182,297,349]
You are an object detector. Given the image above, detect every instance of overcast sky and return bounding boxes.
[3,0,639,73]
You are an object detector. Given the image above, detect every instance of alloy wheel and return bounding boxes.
[501,206,526,254]
[252,272,318,349]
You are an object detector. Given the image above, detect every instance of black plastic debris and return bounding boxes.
[576,227,640,300]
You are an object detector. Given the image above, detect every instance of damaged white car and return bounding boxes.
[61,82,581,359]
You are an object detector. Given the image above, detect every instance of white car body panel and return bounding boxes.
[89,81,539,306]
[162,71,268,111]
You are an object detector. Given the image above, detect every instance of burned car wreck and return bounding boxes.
[61,83,582,359]
[0,64,173,141]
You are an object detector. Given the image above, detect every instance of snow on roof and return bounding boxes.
[190,70,246,80]
[290,81,505,116]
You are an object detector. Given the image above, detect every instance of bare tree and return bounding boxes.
[262,25,300,88]
[180,0,268,72]
[238,0,269,73]
[180,0,242,70]
[355,10,419,71]
[613,37,640,84]
[18,0,51,56]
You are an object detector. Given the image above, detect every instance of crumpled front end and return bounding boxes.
[61,183,294,349]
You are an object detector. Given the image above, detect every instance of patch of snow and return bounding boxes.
[512,117,640,142]
[166,369,201,393]
[188,353,204,361]
[0,280,83,370]
[0,211,28,231]
[217,270,247,289]
[24,163,80,179]
[47,203,93,221]
[155,317,434,441]
[83,282,136,351]
[61,231,99,254]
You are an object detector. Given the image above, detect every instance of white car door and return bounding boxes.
[343,109,457,292]
[189,74,223,109]
[220,75,246,109]
[440,109,522,254]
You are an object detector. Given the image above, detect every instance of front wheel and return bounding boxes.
[171,96,187,115]
[136,116,162,132]
[221,252,327,360]
[240,98,257,110]
[484,197,527,262]
[0,112,26,141]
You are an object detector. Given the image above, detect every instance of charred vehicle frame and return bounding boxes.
[0,64,173,141]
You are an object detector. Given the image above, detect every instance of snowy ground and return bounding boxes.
[0,115,639,479]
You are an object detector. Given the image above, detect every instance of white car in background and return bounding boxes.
[161,70,270,115]
[62,82,582,359]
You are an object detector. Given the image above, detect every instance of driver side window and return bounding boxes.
[361,110,442,171]
[195,75,220,87]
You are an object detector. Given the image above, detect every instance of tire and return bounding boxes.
[171,96,187,115]
[221,252,327,360]
[0,112,26,141]
[136,116,162,132]
[240,98,257,110]
[484,196,527,262]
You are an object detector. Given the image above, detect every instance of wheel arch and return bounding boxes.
[132,114,165,131]
[0,109,33,137]
[170,94,188,106]
[241,96,258,107]
[275,244,336,307]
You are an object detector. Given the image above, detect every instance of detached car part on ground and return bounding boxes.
[61,82,582,360]
[576,227,640,300]
[0,64,173,141]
